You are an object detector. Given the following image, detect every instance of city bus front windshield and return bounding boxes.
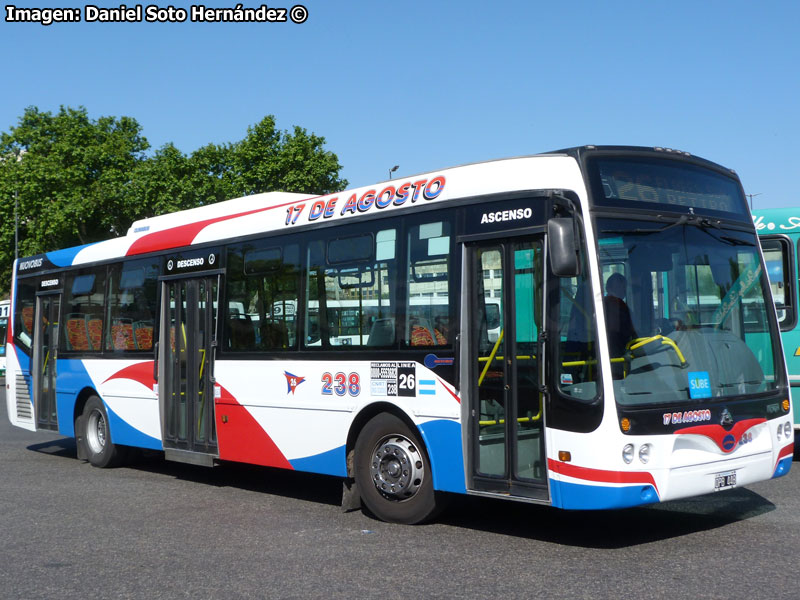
[596,218,782,407]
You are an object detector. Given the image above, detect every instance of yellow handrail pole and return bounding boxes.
[658,337,687,366]
[479,354,534,362]
[480,413,543,426]
[478,329,504,386]
[628,334,687,366]
[628,335,660,352]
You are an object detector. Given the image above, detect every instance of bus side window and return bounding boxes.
[304,229,398,348]
[105,259,159,352]
[62,268,107,354]
[761,237,796,331]
[13,279,37,353]
[405,221,453,347]
[225,241,300,352]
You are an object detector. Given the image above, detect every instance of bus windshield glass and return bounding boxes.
[596,217,782,407]
[589,157,749,219]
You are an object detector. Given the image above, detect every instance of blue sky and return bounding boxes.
[2,0,798,208]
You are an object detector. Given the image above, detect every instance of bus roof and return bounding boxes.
[15,145,734,272]
[19,152,587,271]
[125,191,312,236]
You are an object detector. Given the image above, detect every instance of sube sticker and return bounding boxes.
[687,371,712,399]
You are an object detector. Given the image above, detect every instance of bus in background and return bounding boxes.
[0,300,8,377]
[753,208,800,450]
[5,146,793,524]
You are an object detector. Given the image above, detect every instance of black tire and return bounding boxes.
[81,396,125,468]
[354,413,440,524]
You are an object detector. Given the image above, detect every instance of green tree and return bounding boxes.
[197,115,346,199]
[120,116,347,221]
[124,143,199,217]
[187,142,236,205]
[0,106,149,293]
[0,108,347,296]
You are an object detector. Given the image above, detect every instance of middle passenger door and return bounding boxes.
[159,250,222,466]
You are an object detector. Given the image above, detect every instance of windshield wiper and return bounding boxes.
[716,235,754,247]
[602,212,722,236]
[661,213,721,233]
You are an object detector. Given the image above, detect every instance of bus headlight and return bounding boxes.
[785,422,792,439]
[777,424,783,441]
[638,443,651,464]
[622,444,634,464]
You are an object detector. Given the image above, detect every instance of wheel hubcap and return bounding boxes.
[370,434,425,500]
[86,409,106,455]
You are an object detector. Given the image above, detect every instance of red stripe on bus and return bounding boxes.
[775,442,794,471]
[103,361,155,388]
[548,458,659,496]
[437,377,460,403]
[125,200,303,256]
[214,384,293,470]
[674,418,766,453]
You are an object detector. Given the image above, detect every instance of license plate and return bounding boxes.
[714,470,737,491]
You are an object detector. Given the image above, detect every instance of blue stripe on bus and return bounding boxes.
[55,358,95,437]
[46,242,98,267]
[9,346,34,412]
[418,419,466,494]
[13,347,31,376]
[104,403,163,450]
[289,445,347,477]
[549,478,659,510]
[772,455,792,479]
[55,359,162,449]
[418,390,436,395]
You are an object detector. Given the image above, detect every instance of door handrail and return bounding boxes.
[478,329,504,386]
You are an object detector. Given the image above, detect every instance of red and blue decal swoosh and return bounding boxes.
[548,458,660,496]
[102,365,293,469]
[125,200,304,256]
[775,442,794,471]
[214,383,293,470]
[103,361,155,389]
[675,418,766,453]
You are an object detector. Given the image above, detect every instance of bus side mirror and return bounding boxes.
[548,218,580,277]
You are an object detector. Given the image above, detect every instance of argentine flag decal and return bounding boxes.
[418,379,436,396]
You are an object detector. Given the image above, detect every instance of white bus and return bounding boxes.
[5,146,793,523]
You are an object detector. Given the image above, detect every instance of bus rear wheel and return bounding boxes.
[354,413,439,524]
[80,396,125,468]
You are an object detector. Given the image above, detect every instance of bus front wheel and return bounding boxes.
[354,413,440,524]
[80,396,125,468]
